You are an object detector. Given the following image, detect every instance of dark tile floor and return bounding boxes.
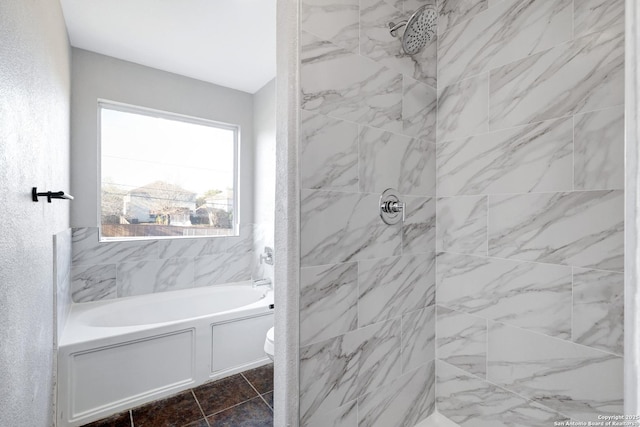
[82,364,273,427]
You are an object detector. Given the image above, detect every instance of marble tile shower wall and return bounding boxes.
[434,0,625,425]
[69,225,254,302]
[298,0,438,425]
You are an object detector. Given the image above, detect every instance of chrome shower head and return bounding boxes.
[388,4,437,55]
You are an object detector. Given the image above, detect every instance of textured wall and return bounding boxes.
[434,0,625,424]
[0,0,71,425]
[297,0,438,424]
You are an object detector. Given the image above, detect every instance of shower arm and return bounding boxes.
[388,20,408,37]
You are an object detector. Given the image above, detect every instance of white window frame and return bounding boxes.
[97,100,241,241]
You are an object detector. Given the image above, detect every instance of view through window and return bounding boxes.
[100,102,238,240]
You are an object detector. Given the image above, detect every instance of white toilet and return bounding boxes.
[264,326,275,361]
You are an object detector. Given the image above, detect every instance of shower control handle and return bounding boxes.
[379,188,405,225]
[381,200,405,221]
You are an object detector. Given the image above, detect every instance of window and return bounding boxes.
[99,101,239,240]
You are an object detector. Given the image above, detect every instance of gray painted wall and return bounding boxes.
[68,50,276,302]
[70,48,255,228]
[252,78,276,283]
[0,0,71,425]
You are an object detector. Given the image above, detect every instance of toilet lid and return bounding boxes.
[266,326,274,343]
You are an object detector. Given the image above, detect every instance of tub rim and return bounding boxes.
[60,281,274,347]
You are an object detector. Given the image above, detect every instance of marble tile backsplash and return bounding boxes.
[435,0,625,424]
[70,225,255,303]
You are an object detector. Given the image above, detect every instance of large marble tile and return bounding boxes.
[574,106,625,191]
[488,190,624,271]
[574,0,625,39]
[300,110,359,191]
[437,361,570,426]
[358,362,435,427]
[359,0,437,86]
[572,268,624,356]
[71,263,117,303]
[193,252,252,287]
[301,0,359,53]
[358,253,435,327]
[489,31,624,130]
[437,0,487,36]
[437,74,488,142]
[301,190,401,267]
[301,31,403,133]
[400,140,436,197]
[402,76,437,142]
[358,127,435,196]
[117,257,194,297]
[157,236,226,259]
[438,0,572,88]
[437,117,573,196]
[300,262,359,347]
[487,322,623,421]
[436,253,571,338]
[72,227,158,266]
[401,306,435,373]
[226,223,253,255]
[299,319,401,424]
[302,400,357,427]
[437,307,487,377]
[358,126,408,194]
[402,196,435,255]
[436,195,487,255]
[487,0,506,7]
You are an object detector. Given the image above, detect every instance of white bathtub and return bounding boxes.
[57,282,274,427]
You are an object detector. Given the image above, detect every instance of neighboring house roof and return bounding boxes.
[127,181,197,203]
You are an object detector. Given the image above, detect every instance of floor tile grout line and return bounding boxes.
[207,394,269,418]
[129,410,134,427]
[257,391,274,412]
[241,372,273,411]
[191,389,212,427]
[241,372,264,397]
